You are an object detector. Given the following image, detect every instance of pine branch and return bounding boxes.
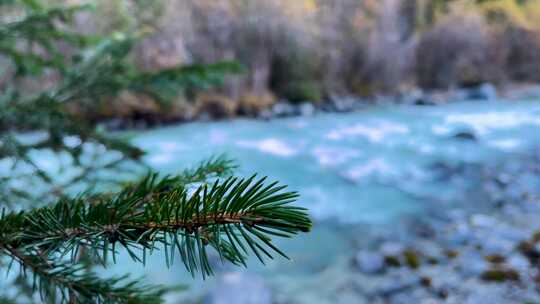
[0,174,311,278]
[0,2,301,303]
[1,245,170,304]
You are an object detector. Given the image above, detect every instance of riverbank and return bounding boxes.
[343,149,540,304]
[101,83,540,131]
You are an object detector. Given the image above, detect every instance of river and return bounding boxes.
[107,100,540,303]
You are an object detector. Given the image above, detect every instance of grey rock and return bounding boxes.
[103,118,124,131]
[504,84,540,100]
[258,109,274,120]
[447,223,477,246]
[507,254,530,271]
[456,252,488,277]
[373,273,419,297]
[204,272,271,304]
[380,242,405,257]
[272,102,296,117]
[355,251,385,274]
[463,284,507,304]
[481,238,514,256]
[467,83,498,101]
[299,102,316,116]
[332,97,357,112]
[491,226,528,243]
[401,89,433,106]
[470,214,496,228]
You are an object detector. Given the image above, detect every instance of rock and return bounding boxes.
[517,241,540,265]
[466,83,498,101]
[102,118,124,131]
[414,98,436,106]
[447,223,477,246]
[204,272,271,304]
[491,226,527,243]
[258,109,274,120]
[503,84,540,100]
[470,214,496,228]
[481,238,514,256]
[196,94,237,119]
[457,252,489,277]
[506,254,529,271]
[332,97,356,112]
[484,254,506,264]
[272,102,296,117]
[452,130,477,141]
[384,255,402,267]
[380,242,405,257]
[373,273,419,297]
[403,249,421,269]
[462,285,508,304]
[355,251,385,274]
[480,268,520,282]
[299,102,316,116]
[401,89,434,106]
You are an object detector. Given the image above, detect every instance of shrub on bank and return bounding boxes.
[195,93,238,119]
[415,11,499,89]
[269,48,324,103]
[237,91,276,117]
[503,27,540,82]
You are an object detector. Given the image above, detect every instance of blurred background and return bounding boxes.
[4,0,540,303]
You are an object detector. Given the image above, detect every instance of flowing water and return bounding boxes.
[107,100,540,301]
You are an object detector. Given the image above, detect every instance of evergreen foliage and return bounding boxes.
[0,1,311,303]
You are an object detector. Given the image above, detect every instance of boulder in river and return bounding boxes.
[299,102,316,116]
[461,83,498,101]
[355,251,385,274]
[452,130,477,141]
[272,102,297,117]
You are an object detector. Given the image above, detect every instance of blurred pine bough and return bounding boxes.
[0,1,311,303]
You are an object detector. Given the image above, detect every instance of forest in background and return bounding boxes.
[3,0,540,123]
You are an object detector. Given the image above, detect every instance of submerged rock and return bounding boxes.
[452,130,477,141]
[355,251,385,274]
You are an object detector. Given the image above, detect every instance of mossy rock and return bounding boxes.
[444,249,459,259]
[484,254,506,264]
[420,276,432,288]
[403,249,421,269]
[384,255,401,267]
[517,241,540,265]
[531,230,540,243]
[481,268,520,282]
[427,256,439,265]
